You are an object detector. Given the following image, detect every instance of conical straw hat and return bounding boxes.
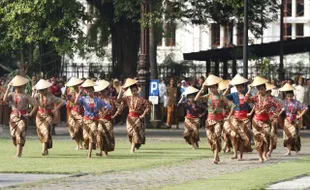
[265,83,276,91]
[81,79,97,88]
[10,75,29,87]
[183,86,199,96]
[124,88,133,97]
[35,79,53,90]
[203,74,222,86]
[250,76,268,87]
[279,83,295,92]
[123,78,138,88]
[230,74,248,86]
[218,80,231,91]
[94,80,110,92]
[66,77,83,87]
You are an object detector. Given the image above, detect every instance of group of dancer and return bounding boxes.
[5,75,150,159]
[4,73,308,164]
[179,74,307,164]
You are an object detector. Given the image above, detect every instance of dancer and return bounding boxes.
[195,75,235,164]
[219,80,233,153]
[75,79,112,159]
[34,79,65,156]
[178,86,206,149]
[3,75,38,158]
[115,78,151,153]
[94,80,116,157]
[245,76,281,162]
[66,77,84,149]
[224,74,253,161]
[279,83,308,155]
[265,82,280,157]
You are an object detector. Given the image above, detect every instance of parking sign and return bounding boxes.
[149,79,159,96]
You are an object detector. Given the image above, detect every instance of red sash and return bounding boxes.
[11,109,27,115]
[208,113,224,121]
[128,112,142,118]
[186,114,198,119]
[254,113,269,121]
[102,114,112,120]
[84,116,99,121]
[234,110,248,119]
[38,108,52,114]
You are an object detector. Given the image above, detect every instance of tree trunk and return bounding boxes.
[149,1,158,80]
[28,43,33,66]
[111,18,140,79]
[20,42,24,64]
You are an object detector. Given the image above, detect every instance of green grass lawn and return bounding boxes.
[160,157,310,190]
[0,138,212,174]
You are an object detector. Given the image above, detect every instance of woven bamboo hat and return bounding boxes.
[203,74,222,86]
[218,80,231,91]
[94,80,110,92]
[265,83,276,91]
[10,75,29,87]
[81,79,97,88]
[250,76,268,87]
[66,77,83,87]
[35,79,53,90]
[183,86,199,96]
[124,88,133,97]
[279,83,295,92]
[230,74,248,86]
[123,78,138,88]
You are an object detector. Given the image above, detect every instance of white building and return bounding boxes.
[66,0,310,79]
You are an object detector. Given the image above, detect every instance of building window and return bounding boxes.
[296,23,304,38]
[284,23,292,40]
[296,0,304,17]
[285,0,292,17]
[224,25,233,47]
[211,23,220,48]
[165,22,176,47]
[237,23,243,46]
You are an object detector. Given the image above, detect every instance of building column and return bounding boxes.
[233,26,238,45]
[232,59,237,76]
[292,23,296,39]
[305,0,310,18]
[223,60,228,79]
[292,0,296,17]
[214,59,219,76]
[220,26,225,47]
[206,59,211,76]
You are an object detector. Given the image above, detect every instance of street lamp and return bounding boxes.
[138,0,151,99]
[243,0,248,78]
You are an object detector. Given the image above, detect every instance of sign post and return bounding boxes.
[148,79,159,120]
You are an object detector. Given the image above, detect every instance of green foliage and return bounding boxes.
[255,58,277,79]
[156,0,279,38]
[160,54,195,79]
[0,0,91,57]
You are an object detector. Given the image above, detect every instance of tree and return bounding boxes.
[0,0,90,76]
[87,0,279,78]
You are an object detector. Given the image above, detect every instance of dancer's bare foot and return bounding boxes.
[238,158,243,161]
[104,151,108,157]
[263,156,268,162]
[213,160,218,164]
[96,152,102,156]
[216,156,220,162]
[87,156,91,159]
[231,156,237,160]
[284,151,291,156]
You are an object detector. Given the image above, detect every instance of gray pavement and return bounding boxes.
[267,176,310,190]
[0,174,67,189]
